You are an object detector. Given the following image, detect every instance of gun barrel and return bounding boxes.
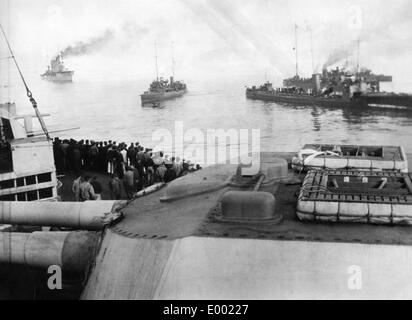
[0,231,98,273]
[0,201,126,230]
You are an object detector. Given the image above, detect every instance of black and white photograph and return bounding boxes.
[1,0,412,304]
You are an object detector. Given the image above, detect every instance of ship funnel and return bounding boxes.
[312,74,321,94]
[322,68,328,79]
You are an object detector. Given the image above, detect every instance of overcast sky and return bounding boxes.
[1,0,412,85]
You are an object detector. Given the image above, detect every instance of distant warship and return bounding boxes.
[245,66,412,109]
[41,53,74,82]
[141,76,187,104]
[247,27,412,110]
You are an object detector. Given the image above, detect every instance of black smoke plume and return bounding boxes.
[322,48,351,70]
[59,29,114,58]
[322,40,359,70]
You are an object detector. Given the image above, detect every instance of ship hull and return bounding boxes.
[140,89,187,104]
[360,94,412,109]
[246,90,412,110]
[246,90,361,108]
[41,71,74,82]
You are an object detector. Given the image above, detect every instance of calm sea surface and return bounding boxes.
[3,76,412,164]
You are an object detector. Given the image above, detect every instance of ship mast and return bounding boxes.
[356,38,360,78]
[155,42,159,81]
[309,26,314,74]
[171,41,175,79]
[0,23,50,140]
[294,24,299,77]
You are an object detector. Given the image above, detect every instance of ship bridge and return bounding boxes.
[0,103,57,201]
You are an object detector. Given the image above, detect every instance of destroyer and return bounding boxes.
[140,76,187,104]
[246,67,412,109]
[41,53,74,82]
[246,27,412,109]
[140,43,187,104]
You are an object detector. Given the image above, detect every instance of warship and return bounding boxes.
[140,76,187,104]
[3,144,412,299]
[41,53,74,82]
[246,27,412,110]
[140,43,187,104]
[245,67,412,109]
[3,29,412,301]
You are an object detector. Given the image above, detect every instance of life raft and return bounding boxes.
[297,170,412,225]
[292,144,408,173]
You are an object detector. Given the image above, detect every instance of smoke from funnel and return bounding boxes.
[322,40,359,70]
[59,29,114,58]
[323,48,352,70]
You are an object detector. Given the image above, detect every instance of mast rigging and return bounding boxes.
[294,24,299,77]
[0,23,50,140]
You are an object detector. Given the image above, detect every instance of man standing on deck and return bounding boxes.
[156,162,167,182]
[114,146,125,179]
[90,176,103,200]
[72,175,83,201]
[53,138,63,173]
[130,165,140,192]
[109,174,122,200]
[135,147,145,190]
[182,159,189,175]
[72,143,82,174]
[137,146,144,164]
[164,164,177,182]
[82,140,91,169]
[98,141,106,171]
[60,139,70,171]
[146,151,155,185]
[106,143,114,174]
[123,166,135,199]
[79,175,97,201]
[90,142,99,171]
[172,157,182,177]
[127,143,137,167]
[120,143,127,164]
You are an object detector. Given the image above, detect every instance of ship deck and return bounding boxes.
[83,151,412,299]
[110,152,412,246]
[140,89,187,103]
[246,90,412,111]
[246,91,356,107]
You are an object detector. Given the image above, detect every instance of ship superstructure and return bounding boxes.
[41,53,74,82]
[0,103,58,201]
[282,67,392,98]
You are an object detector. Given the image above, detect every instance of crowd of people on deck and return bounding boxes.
[52,138,201,201]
